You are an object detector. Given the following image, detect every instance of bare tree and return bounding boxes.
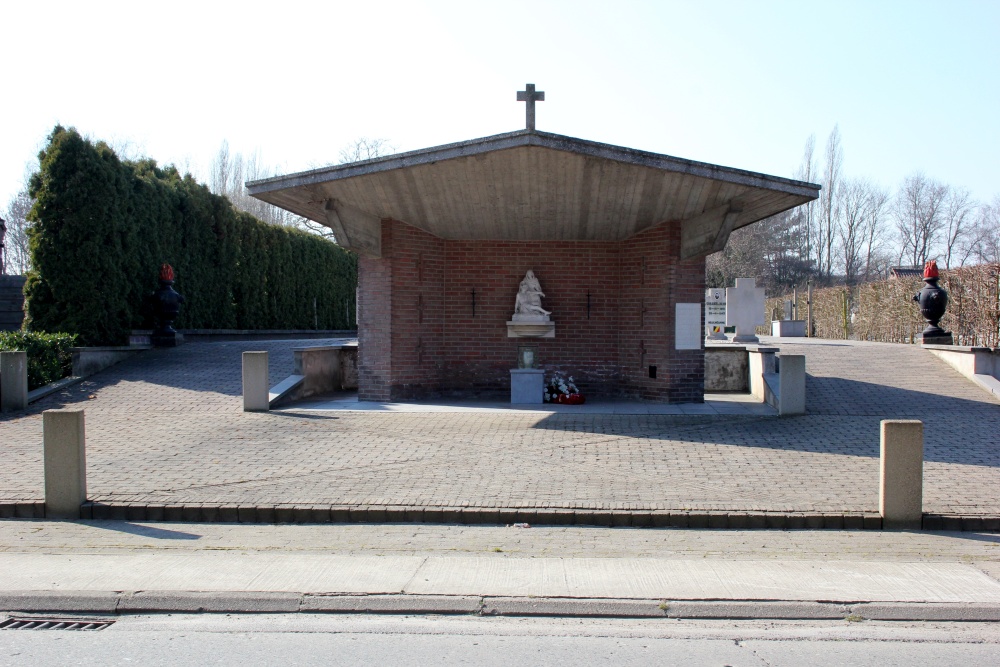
[208,141,306,229]
[969,196,1000,265]
[818,126,843,279]
[707,208,814,295]
[838,179,869,284]
[794,134,817,267]
[295,138,397,242]
[338,137,395,164]
[2,187,34,275]
[894,173,948,267]
[861,183,890,281]
[940,187,976,269]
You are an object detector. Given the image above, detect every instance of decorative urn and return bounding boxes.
[912,260,953,345]
[151,263,186,347]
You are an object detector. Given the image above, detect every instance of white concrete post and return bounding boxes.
[880,420,923,530]
[778,354,806,416]
[0,350,28,412]
[242,351,269,412]
[43,409,87,519]
[747,349,775,402]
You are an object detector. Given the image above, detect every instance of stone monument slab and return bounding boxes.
[726,278,766,343]
[705,288,726,340]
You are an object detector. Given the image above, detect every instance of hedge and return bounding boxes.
[24,126,357,346]
[0,331,76,390]
[761,264,1000,347]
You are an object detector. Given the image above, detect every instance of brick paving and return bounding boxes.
[1,337,997,515]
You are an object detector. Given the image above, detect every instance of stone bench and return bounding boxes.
[267,343,359,408]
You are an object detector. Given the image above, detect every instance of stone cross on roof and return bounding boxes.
[517,83,545,131]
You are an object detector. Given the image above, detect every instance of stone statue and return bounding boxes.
[513,270,551,320]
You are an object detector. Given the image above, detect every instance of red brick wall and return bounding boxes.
[442,239,622,397]
[620,223,706,402]
[359,219,706,402]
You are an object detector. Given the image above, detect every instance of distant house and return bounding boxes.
[889,267,923,280]
[0,275,26,331]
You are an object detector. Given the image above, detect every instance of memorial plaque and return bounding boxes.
[705,288,727,339]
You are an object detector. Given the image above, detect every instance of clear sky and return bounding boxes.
[2,0,998,209]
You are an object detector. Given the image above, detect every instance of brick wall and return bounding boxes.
[359,219,706,402]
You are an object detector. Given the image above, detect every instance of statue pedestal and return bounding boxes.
[151,330,184,347]
[507,316,555,338]
[510,369,544,404]
[921,331,954,346]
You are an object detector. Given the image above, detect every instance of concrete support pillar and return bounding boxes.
[1,350,28,412]
[242,351,269,412]
[747,348,775,402]
[778,354,806,416]
[43,409,87,519]
[880,420,923,529]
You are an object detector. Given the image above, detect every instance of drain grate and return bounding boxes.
[0,618,114,631]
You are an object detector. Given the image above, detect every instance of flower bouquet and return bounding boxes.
[544,372,585,404]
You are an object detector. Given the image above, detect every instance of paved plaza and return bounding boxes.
[1,337,998,516]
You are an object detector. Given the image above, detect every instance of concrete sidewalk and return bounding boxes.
[3,520,1000,621]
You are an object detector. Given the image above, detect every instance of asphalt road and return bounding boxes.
[2,614,999,666]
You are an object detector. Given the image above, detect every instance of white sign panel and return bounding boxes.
[675,303,702,350]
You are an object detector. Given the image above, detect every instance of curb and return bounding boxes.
[3,591,1000,622]
[3,503,1000,532]
[78,504,886,530]
[66,504,1000,532]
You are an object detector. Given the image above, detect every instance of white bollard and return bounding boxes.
[880,420,923,530]
[243,351,269,412]
[43,409,87,519]
[0,350,28,412]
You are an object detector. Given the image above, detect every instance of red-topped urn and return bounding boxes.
[151,263,186,347]
[912,260,953,345]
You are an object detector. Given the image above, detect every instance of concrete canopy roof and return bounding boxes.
[247,130,819,259]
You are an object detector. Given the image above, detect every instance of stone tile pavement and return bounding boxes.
[1,337,997,515]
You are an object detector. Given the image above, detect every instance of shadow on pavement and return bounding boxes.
[84,521,202,540]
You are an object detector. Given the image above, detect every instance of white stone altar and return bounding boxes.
[726,278,766,343]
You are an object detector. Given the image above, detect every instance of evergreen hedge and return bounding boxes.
[0,331,76,390]
[24,127,357,346]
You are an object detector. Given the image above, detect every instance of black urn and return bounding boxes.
[912,260,953,345]
[151,263,186,347]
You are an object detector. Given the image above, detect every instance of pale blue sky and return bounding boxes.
[2,0,998,209]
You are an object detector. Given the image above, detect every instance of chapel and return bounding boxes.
[248,86,819,403]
